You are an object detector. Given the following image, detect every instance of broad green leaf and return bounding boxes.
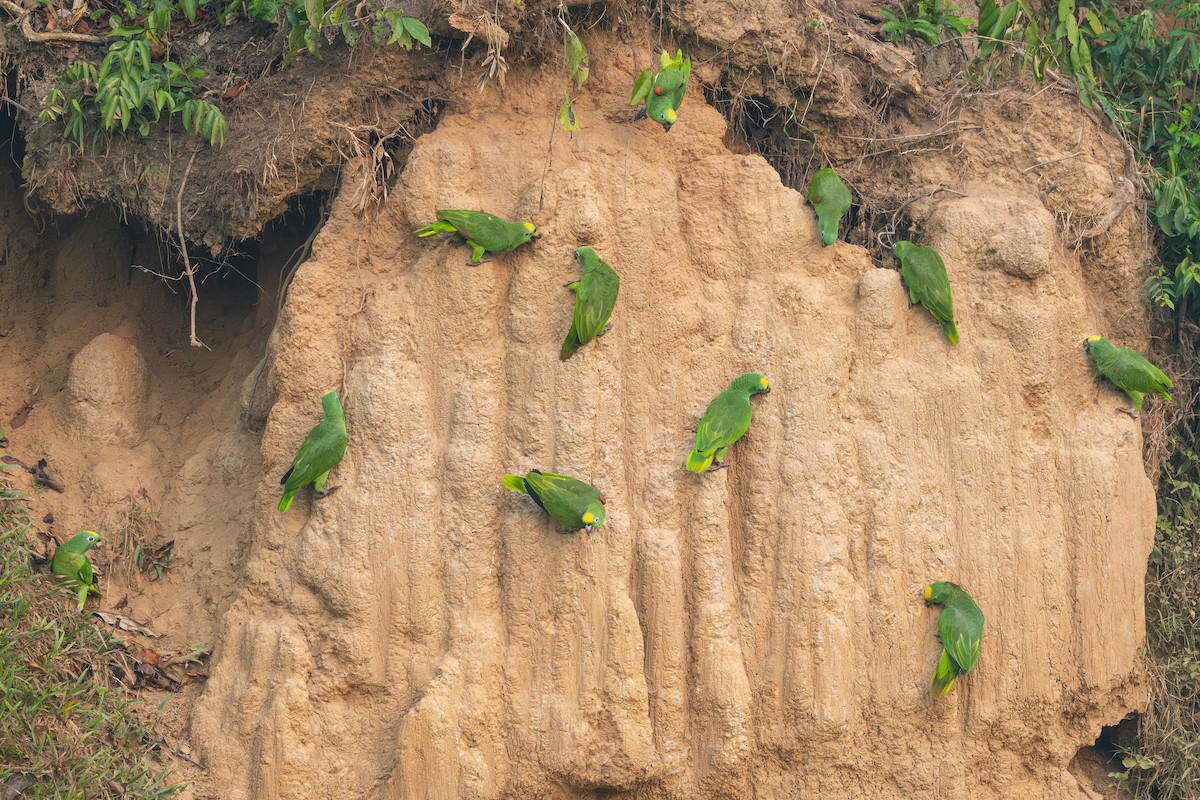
[558,92,580,133]
[630,68,652,106]
[565,26,588,87]
[403,16,431,48]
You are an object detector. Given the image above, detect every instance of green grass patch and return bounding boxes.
[0,474,181,799]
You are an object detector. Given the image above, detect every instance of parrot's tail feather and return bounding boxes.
[278,490,296,513]
[502,474,529,494]
[941,318,959,345]
[686,449,714,473]
[280,465,294,486]
[930,649,959,698]
[560,331,581,360]
[415,221,454,238]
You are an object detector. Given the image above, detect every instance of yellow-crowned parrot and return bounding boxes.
[686,372,771,473]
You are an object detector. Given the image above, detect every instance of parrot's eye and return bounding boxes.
[659,112,666,120]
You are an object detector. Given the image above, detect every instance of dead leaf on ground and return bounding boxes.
[94,610,158,637]
[10,400,34,429]
[222,80,250,100]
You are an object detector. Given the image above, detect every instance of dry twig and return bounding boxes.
[0,0,103,43]
[175,152,207,349]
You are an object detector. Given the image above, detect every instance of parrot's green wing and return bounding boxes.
[938,595,984,675]
[279,393,348,513]
[806,168,852,246]
[651,52,690,111]
[561,247,620,360]
[1106,346,1173,398]
[281,419,348,495]
[520,470,605,531]
[897,241,958,344]
[630,68,653,106]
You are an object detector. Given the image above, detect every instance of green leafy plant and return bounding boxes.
[879,0,971,46]
[1128,442,1200,799]
[41,26,227,148]
[976,0,1019,58]
[233,0,430,60]
[556,19,587,134]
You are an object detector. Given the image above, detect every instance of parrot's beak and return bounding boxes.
[585,523,593,535]
[662,122,673,133]
[762,386,771,394]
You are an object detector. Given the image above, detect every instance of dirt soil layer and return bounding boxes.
[0,21,1157,800]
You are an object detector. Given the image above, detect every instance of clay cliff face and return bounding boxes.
[188,55,1155,799]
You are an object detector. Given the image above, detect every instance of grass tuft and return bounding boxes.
[0,472,182,799]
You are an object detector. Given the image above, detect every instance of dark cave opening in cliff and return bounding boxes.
[1,67,26,185]
[705,79,815,193]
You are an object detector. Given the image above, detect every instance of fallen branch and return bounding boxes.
[875,187,968,250]
[1022,151,1084,173]
[1071,177,1137,248]
[0,0,104,43]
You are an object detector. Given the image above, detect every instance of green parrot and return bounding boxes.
[923,581,984,697]
[502,470,607,534]
[686,372,771,473]
[895,240,959,344]
[806,168,852,246]
[50,531,101,612]
[279,390,349,513]
[1085,335,1173,417]
[561,246,621,360]
[415,210,539,265]
[630,48,691,132]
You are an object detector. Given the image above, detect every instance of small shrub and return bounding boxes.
[879,0,971,46]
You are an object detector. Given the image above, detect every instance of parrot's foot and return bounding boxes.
[315,485,341,499]
[468,258,490,267]
[599,324,613,337]
[710,461,730,471]
[1117,406,1140,418]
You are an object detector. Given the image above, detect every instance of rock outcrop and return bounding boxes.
[190,52,1156,800]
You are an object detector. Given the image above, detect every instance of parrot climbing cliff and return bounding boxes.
[630,49,691,132]
[415,209,538,265]
[1085,335,1173,417]
[923,581,984,698]
[279,390,349,513]
[895,240,959,344]
[561,246,620,360]
[686,372,771,473]
[806,168,852,246]
[502,470,606,534]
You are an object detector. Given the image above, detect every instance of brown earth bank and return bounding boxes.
[0,7,1161,800]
